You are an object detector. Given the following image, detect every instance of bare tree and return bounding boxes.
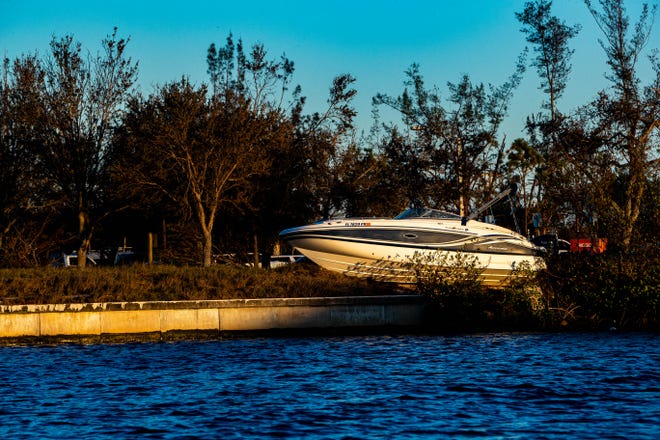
[118,35,355,266]
[34,28,138,266]
[122,77,290,267]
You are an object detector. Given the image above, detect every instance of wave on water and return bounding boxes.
[0,332,658,439]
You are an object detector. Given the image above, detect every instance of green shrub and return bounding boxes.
[409,251,553,331]
[539,252,659,330]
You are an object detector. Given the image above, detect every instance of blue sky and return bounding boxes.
[1,0,657,140]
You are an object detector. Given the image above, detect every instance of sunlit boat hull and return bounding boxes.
[279,212,544,287]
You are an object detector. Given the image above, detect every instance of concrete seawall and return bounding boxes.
[0,295,426,343]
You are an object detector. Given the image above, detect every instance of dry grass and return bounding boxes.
[0,263,400,305]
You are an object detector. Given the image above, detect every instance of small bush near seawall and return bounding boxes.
[411,253,549,332]
[538,252,659,331]
[415,251,659,332]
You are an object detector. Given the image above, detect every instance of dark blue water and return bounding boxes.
[1,333,658,439]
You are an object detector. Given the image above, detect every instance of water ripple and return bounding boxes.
[1,333,658,439]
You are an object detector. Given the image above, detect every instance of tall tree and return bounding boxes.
[119,79,284,267]
[516,0,580,234]
[208,34,302,265]
[118,34,356,266]
[374,59,524,216]
[289,73,357,219]
[34,29,138,266]
[207,33,295,114]
[581,0,660,250]
[517,0,581,122]
[0,55,49,266]
[251,72,357,261]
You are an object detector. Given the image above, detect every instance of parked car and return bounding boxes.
[50,251,99,267]
[114,247,138,265]
[243,254,305,268]
[531,234,570,255]
[269,254,305,269]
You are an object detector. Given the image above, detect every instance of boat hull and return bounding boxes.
[285,236,540,287]
[280,220,544,287]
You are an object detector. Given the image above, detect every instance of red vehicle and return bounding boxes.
[570,238,608,254]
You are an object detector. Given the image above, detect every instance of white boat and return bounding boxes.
[279,188,544,287]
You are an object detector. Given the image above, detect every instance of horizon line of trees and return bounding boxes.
[1,0,658,268]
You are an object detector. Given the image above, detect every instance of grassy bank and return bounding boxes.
[0,253,657,332]
[0,263,398,305]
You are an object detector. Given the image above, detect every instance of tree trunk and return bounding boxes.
[148,232,154,265]
[77,211,90,268]
[202,228,213,267]
[253,233,260,268]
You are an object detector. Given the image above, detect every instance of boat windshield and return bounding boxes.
[394,208,461,220]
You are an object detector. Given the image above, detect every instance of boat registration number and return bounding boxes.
[344,222,371,227]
